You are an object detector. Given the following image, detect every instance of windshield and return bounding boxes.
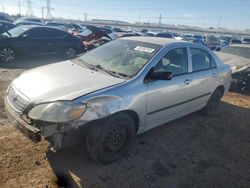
[221,46,250,59]
[2,26,29,37]
[76,39,161,77]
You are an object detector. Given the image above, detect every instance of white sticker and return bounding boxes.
[134,46,155,53]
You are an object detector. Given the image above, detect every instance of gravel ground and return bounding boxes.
[0,57,250,188]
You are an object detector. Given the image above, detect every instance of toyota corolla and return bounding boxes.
[5,37,231,163]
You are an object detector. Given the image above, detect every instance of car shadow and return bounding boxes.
[46,101,250,188]
[0,55,66,70]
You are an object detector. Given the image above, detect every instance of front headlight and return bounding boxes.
[28,101,87,123]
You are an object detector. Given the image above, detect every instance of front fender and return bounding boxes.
[78,95,126,122]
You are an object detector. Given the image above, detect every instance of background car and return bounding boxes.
[242,38,250,44]
[156,32,174,38]
[182,34,193,41]
[205,35,222,51]
[0,21,16,34]
[0,26,84,63]
[14,17,42,25]
[98,27,119,40]
[216,44,250,90]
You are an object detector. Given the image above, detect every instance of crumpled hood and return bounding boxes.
[216,52,250,73]
[12,60,125,103]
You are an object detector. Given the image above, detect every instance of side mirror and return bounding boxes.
[147,68,173,81]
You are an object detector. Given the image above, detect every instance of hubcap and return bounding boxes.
[0,48,15,62]
[104,127,128,154]
[66,48,76,59]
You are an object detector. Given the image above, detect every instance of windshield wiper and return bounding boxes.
[95,64,130,79]
[75,59,130,79]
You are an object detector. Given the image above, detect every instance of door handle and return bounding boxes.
[184,79,192,85]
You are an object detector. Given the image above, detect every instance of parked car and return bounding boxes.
[5,37,231,163]
[205,35,222,51]
[193,34,205,42]
[15,21,45,26]
[231,38,242,44]
[113,27,126,32]
[156,32,174,38]
[192,38,206,45]
[0,21,16,34]
[219,36,231,45]
[242,38,250,44]
[216,44,250,90]
[116,32,140,38]
[45,21,76,33]
[98,27,118,40]
[182,34,193,41]
[0,26,84,62]
[14,17,42,25]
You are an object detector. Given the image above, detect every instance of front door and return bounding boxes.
[146,47,192,129]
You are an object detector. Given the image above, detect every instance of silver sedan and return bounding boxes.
[5,37,231,163]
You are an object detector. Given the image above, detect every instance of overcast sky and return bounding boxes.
[0,0,249,30]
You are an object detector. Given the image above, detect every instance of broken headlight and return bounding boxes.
[28,101,87,123]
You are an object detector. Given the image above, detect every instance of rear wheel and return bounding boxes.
[86,114,136,163]
[65,47,77,59]
[0,47,15,63]
[200,88,222,116]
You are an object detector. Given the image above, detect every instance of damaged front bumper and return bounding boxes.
[5,97,87,150]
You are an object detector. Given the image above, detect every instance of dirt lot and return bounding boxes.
[0,57,250,188]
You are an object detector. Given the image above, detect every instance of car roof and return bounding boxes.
[120,36,188,46]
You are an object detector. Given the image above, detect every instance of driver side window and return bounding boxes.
[155,48,188,76]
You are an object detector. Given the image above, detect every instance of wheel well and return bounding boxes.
[216,85,225,98]
[114,110,140,134]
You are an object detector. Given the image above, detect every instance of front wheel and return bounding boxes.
[0,47,15,63]
[86,114,136,163]
[65,47,77,59]
[200,89,222,116]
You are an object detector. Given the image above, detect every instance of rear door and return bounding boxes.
[23,27,54,54]
[187,47,218,111]
[146,47,193,129]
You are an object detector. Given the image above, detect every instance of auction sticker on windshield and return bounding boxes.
[134,46,155,53]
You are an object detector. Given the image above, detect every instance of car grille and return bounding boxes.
[7,85,30,112]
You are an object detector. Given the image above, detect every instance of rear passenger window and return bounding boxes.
[191,48,216,72]
[155,48,188,76]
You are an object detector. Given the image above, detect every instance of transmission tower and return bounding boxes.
[44,0,54,19]
[25,0,33,17]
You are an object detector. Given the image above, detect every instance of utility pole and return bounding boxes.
[2,6,5,13]
[159,13,162,27]
[41,7,46,22]
[25,0,33,17]
[84,12,87,23]
[138,13,141,24]
[18,0,21,15]
[217,16,222,29]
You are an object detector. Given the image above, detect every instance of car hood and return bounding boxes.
[216,52,250,73]
[12,60,125,103]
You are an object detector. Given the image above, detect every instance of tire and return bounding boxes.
[65,47,77,59]
[200,89,222,116]
[0,47,15,63]
[86,114,136,163]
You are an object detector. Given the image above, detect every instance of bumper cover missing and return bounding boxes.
[5,97,41,142]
